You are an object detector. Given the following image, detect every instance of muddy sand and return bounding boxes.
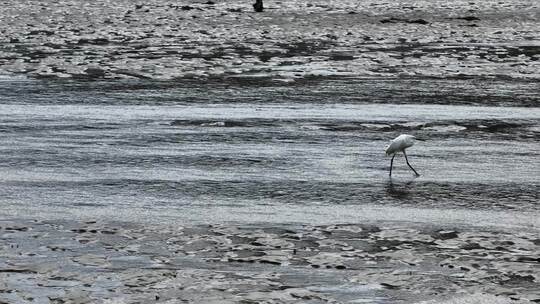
[1,219,539,303]
[0,0,538,81]
[0,0,539,303]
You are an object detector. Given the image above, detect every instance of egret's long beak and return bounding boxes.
[415,138,426,141]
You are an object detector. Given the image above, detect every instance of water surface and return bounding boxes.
[0,78,538,229]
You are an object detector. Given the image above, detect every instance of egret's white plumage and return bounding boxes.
[385,134,416,156]
[385,134,420,177]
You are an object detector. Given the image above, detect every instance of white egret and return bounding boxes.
[385,134,421,177]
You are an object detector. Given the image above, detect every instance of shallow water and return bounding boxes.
[0,78,538,229]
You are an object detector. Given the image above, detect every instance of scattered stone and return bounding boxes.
[381,282,400,289]
[28,30,55,36]
[432,230,459,240]
[455,16,481,21]
[380,18,429,25]
[460,242,485,250]
[84,67,106,78]
[515,256,540,263]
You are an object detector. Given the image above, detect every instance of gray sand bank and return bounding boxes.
[1,219,538,303]
[0,0,539,81]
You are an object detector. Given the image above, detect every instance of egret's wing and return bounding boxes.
[385,140,399,155]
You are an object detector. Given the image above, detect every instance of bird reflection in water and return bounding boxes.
[385,179,416,199]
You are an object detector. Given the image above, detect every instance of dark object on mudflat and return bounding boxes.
[77,38,109,45]
[432,230,459,240]
[380,282,400,290]
[455,16,480,21]
[380,17,429,25]
[84,68,106,78]
[253,0,263,12]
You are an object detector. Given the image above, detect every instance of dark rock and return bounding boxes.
[76,38,109,45]
[325,34,338,40]
[380,18,395,24]
[0,268,38,274]
[5,226,29,232]
[380,282,399,289]
[456,16,480,21]
[410,19,429,25]
[460,242,485,250]
[380,18,429,25]
[500,274,536,285]
[432,230,459,240]
[281,233,301,240]
[516,256,540,263]
[92,38,109,45]
[112,69,152,79]
[362,225,381,233]
[497,240,514,245]
[84,68,107,78]
[181,6,194,11]
[28,30,55,36]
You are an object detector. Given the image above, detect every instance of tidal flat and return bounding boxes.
[0,0,539,303]
[1,219,539,303]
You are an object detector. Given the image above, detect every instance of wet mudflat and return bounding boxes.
[0,0,539,303]
[1,219,539,303]
[0,0,538,81]
[0,79,538,303]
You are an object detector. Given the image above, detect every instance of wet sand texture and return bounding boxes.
[0,0,539,81]
[0,220,538,303]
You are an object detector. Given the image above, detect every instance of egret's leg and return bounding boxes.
[403,150,420,176]
[389,154,395,177]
